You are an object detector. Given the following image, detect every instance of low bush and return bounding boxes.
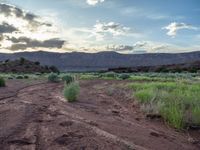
[63,82,80,102]
[62,75,74,84]
[16,75,24,79]
[0,77,5,87]
[103,72,116,78]
[48,73,59,82]
[118,74,130,80]
[24,75,29,79]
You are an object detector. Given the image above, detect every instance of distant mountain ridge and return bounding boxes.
[0,51,200,71]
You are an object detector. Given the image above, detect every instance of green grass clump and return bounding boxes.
[134,89,155,103]
[0,77,5,87]
[129,81,200,129]
[62,75,74,84]
[63,82,80,102]
[48,73,59,82]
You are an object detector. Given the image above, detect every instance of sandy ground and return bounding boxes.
[0,79,199,150]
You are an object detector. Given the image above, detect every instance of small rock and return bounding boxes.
[59,121,73,127]
[150,130,160,137]
[189,125,200,130]
[146,114,162,119]
[112,110,120,114]
[88,121,98,127]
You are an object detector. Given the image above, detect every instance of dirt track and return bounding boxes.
[0,79,199,150]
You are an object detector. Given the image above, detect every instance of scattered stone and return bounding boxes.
[150,130,160,137]
[146,114,162,119]
[111,110,120,115]
[55,132,84,145]
[189,125,200,130]
[88,121,98,127]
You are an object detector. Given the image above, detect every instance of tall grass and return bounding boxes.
[129,81,200,129]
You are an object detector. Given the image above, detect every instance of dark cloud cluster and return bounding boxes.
[0,3,35,21]
[9,37,65,51]
[0,22,17,33]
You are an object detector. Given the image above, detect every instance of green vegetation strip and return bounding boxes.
[129,81,200,129]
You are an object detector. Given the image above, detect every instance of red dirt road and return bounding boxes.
[0,80,199,150]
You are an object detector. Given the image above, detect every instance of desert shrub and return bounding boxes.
[104,72,116,78]
[48,73,59,82]
[63,82,80,102]
[16,75,24,79]
[24,75,29,79]
[62,75,74,84]
[0,77,5,87]
[35,72,42,76]
[118,74,130,80]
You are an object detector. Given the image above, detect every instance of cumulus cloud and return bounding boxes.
[92,21,130,41]
[86,0,105,6]
[163,22,198,37]
[106,45,133,52]
[132,41,169,53]
[131,41,200,53]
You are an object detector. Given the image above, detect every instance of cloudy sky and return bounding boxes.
[0,0,200,53]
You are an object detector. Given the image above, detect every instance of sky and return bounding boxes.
[0,0,200,53]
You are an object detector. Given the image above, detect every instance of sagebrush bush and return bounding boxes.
[24,75,29,79]
[62,75,74,84]
[48,73,59,82]
[0,77,5,87]
[118,74,130,80]
[104,72,116,78]
[16,75,24,79]
[63,82,80,102]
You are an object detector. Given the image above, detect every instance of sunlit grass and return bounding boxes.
[129,81,200,129]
